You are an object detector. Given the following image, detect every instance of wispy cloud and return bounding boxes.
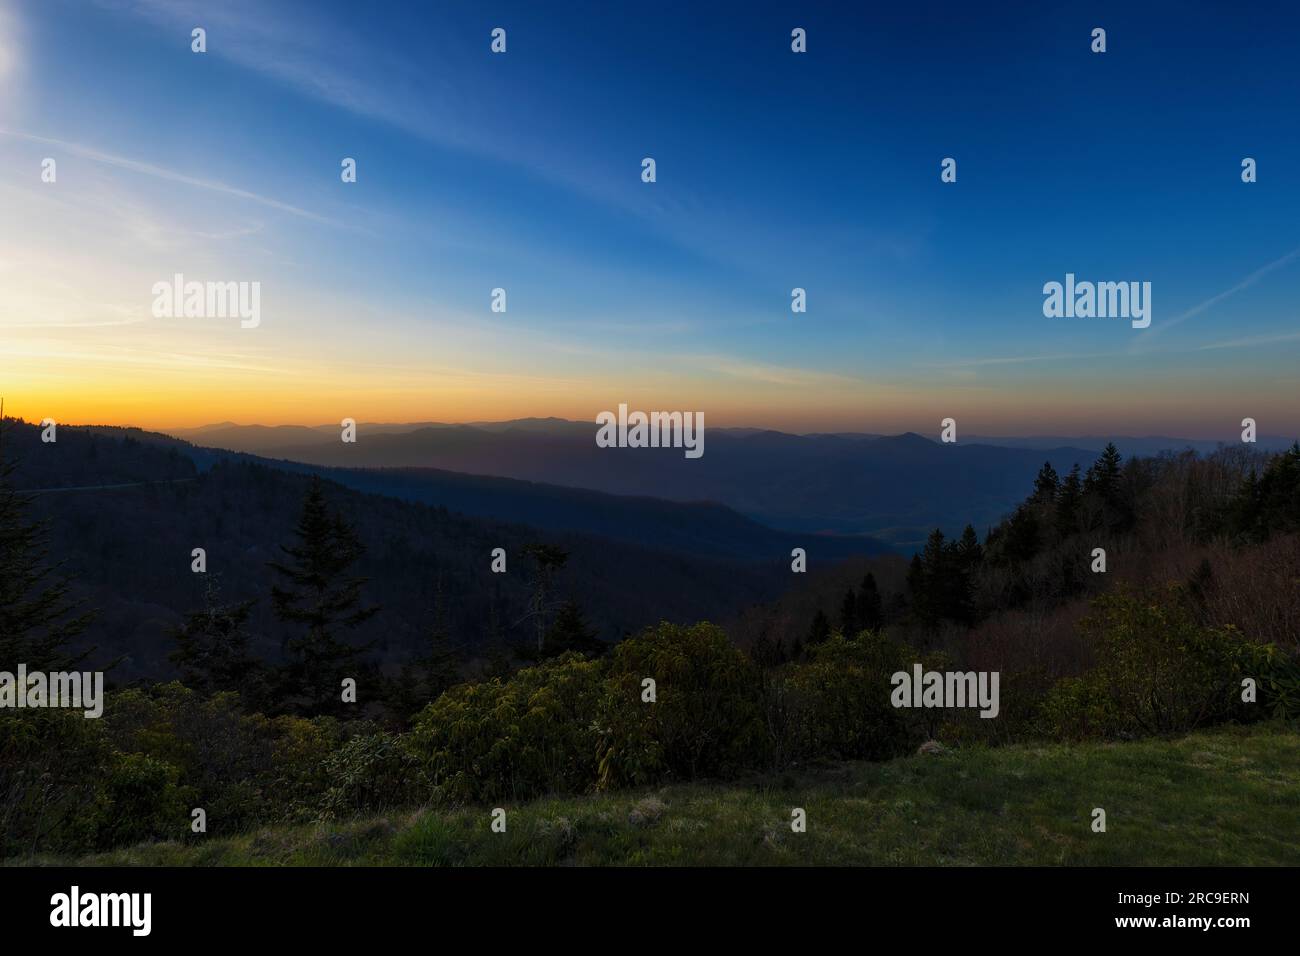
[1196,329,1300,351]
[917,351,1116,370]
[1131,245,1300,350]
[0,128,333,223]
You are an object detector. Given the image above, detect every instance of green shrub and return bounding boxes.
[782,632,917,761]
[0,709,111,858]
[319,731,426,819]
[409,652,606,803]
[1041,589,1273,739]
[92,752,190,850]
[597,622,767,787]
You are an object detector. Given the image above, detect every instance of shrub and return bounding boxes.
[0,709,111,858]
[782,632,918,761]
[91,752,190,850]
[1041,589,1272,739]
[319,731,427,819]
[598,622,767,787]
[409,652,606,803]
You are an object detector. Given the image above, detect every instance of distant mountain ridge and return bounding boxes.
[6,420,846,680]
[164,420,1111,549]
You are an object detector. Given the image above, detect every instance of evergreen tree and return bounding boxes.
[519,543,569,653]
[169,575,265,704]
[1056,463,1083,535]
[1084,442,1132,532]
[1032,461,1060,502]
[951,524,983,624]
[1085,443,1124,501]
[390,576,463,719]
[0,413,93,670]
[838,587,859,636]
[537,599,605,659]
[905,553,928,621]
[750,629,787,668]
[268,477,379,715]
[807,608,831,646]
[856,573,883,632]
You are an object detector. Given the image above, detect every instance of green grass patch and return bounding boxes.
[29,722,1300,867]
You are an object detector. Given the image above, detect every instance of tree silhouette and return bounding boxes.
[856,573,883,632]
[268,476,379,715]
[0,409,93,670]
[169,575,266,707]
[517,543,569,653]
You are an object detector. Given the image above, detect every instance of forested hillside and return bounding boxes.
[4,420,798,681]
[5,416,1298,862]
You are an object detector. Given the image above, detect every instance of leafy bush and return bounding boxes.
[91,752,190,850]
[780,633,917,761]
[1041,589,1272,739]
[0,709,111,857]
[408,653,606,803]
[319,731,427,819]
[597,622,766,787]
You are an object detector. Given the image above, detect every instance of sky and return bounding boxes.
[1,0,1298,437]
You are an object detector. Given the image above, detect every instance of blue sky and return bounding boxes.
[1,0,1298,435]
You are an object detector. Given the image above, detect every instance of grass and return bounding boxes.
[32,722,1300,866]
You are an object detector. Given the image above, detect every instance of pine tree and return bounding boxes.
[856,573,883,632]
[905,553,928,621]
[0,412,93,670]
[838,587,859,637]
[268,477,379,715]
[807,608,831,646]
[1032,461,1060,501]
[1056,463,1083,535]
[169,576,265,705]
[1085,443,1123,498]
[519,543,569,653]
[951,524,983,624]
[539,599,605,658]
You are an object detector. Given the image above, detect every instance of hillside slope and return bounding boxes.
[6,421,823,678]
[47,723,1300,867]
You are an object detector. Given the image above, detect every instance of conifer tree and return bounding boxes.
[1032,461,1060,502]
[519,543,569,653]
[531,599,604,659]
[169,575,265,704]
[807,608,831,646]
[268,476,379,715]
[839,587,859,636]
[0,412,93,670]
[856,573,883,632]
[1056,463,1083,535]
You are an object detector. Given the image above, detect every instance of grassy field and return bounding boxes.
[34,722,1300,867]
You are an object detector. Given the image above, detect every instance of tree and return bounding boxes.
[524,599,605,660]
[1032,461,1060,502]
[268,477,379,715]
[168,575,265,705]
[0,411,93,670]
[856,573,883,632]
[951,525,984,624]
[1056,464,1083,535]
[839,587,859,636]
[807,608,831,647]
[518,543,569,653]
[906,553,928,622]
[386,573,463,721]
[1085,442,1124,498]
